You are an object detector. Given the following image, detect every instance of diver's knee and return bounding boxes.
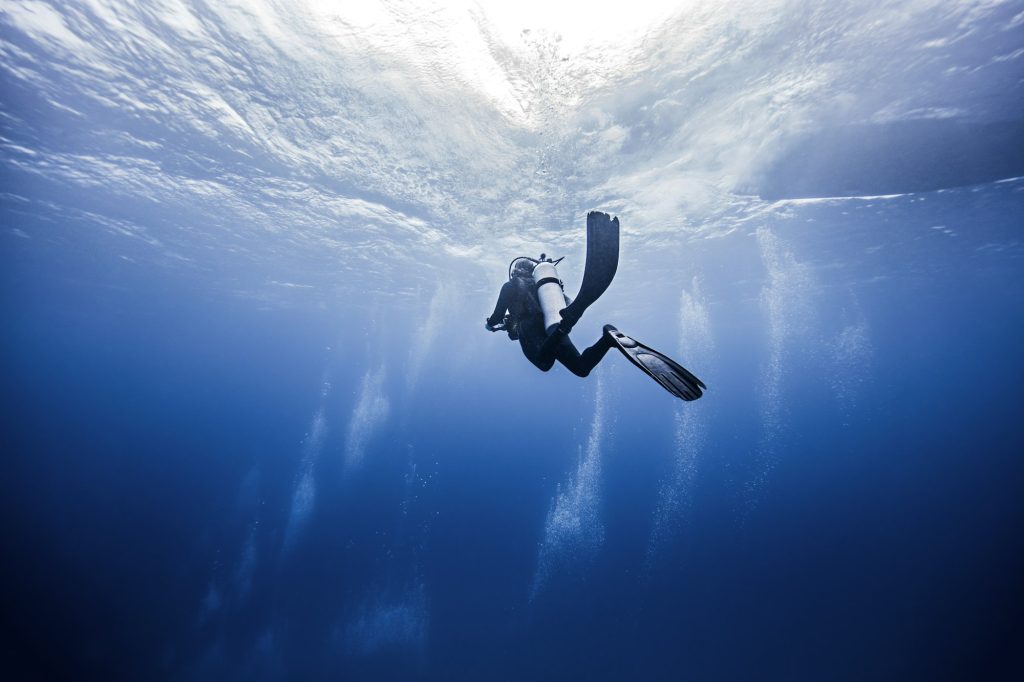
[536,359,555,372]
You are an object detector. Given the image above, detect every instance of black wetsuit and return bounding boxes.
[487,276,612,376]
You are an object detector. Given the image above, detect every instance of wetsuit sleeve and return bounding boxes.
[487,281,515,326]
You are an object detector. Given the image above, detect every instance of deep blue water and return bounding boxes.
[3,2,1024,680]
[5,182,1024,680]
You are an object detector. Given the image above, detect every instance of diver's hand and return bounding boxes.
[485,320,497,332]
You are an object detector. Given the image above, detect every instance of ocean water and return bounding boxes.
[2,2,1023,680]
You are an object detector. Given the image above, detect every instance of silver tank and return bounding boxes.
[532,260,564,333]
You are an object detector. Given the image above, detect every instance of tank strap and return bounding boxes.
[534,276,562,289]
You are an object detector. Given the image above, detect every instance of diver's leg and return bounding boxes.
[579,333,613,370]
[555,332,613,377]
[534,327,566,373]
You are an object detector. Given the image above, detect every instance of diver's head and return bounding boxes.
[512,259,534,279]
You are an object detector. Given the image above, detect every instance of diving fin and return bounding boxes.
[604,325,706,401]
[559,211,620,333]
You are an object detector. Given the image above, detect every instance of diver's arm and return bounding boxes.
[486,281,514,330]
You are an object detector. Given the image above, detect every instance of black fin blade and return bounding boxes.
[559,212,620,331]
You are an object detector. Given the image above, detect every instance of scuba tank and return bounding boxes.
[509,254,565,334]
[532,257,565,334]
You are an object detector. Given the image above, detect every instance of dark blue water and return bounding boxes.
[5,182,1023,680]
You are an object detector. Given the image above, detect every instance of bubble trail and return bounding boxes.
[530,378,607,601]
[645,277,715,572]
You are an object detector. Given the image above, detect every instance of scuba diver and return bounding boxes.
[485,211,706,401]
